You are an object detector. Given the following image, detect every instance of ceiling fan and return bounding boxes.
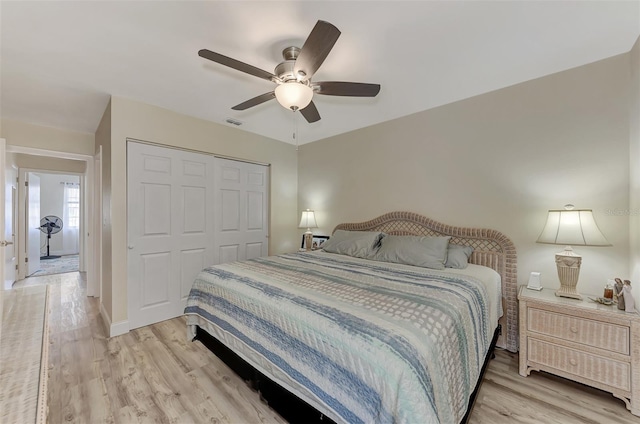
[198,20,380,123]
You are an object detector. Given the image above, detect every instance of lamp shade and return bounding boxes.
[537,208,611,246]
[275,82,313,111]
[298,209,317,230]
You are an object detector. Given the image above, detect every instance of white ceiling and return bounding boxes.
[1,1,638,145]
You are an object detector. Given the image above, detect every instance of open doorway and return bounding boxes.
[7,145,97,297]
[27,172,81,277]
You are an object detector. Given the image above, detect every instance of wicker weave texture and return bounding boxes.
[333,211,518,353]
[528,308,630,355]
[528,338,631,392]
[518,287,640,415]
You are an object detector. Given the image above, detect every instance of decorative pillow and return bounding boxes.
[371,235,451,269]
[321,230,385,258]
[445,244,474,269]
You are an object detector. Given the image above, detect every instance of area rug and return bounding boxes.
[32,254,79,276]
[0,285,50,424]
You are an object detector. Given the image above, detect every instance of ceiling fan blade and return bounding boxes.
[294,21,341,81]
[300,101,321,123]
[231,92,276,110]
[198,49,277,82]
[315,81,381,97]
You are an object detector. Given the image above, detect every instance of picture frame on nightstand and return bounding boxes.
[301,235,329,250]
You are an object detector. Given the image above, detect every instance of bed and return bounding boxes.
[185,211,518,423]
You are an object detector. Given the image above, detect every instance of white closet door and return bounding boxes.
[213,158,269,264]
[127,142,215,330]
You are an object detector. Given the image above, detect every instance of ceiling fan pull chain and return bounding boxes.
[293,110,299,151]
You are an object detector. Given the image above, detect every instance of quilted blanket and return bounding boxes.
[185,251,500,423]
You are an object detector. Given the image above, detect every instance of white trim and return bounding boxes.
[6,145,92,161]
[100,301,129,337]
[47,250,79,256]
[126,137,271,167]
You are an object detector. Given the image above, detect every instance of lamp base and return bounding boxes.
[554,248,582,300]
[555,287,583,300]
[304,232,313,252]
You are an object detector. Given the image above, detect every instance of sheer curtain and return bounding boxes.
[63,183,80,255]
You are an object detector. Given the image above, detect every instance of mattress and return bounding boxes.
[185,251,502,423]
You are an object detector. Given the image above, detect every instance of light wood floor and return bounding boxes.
[12,273,640,423]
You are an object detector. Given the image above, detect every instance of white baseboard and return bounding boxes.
[99,302,129,337]
[48,250,79,257]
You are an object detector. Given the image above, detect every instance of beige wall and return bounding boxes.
[630,36,640,284]
[1,119,94,156]
[299,54,630,297]
[105,96,298,325]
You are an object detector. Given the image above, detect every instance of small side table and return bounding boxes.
[518,285,640,416]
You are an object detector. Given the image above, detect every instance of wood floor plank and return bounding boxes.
[129,340,192,421]
[188,365,286,424]
[104,337,169,423]
[150,317,211,372]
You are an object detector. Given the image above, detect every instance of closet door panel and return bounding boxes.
[128,142,215,330]
[214,158,269,263]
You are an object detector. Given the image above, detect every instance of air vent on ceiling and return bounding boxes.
[225,118,243,126]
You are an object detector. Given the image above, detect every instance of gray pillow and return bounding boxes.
[371,235,451,269]
[445,244,474,269]
[322,230,384,258]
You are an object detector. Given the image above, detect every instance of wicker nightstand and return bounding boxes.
[518,285,640,416]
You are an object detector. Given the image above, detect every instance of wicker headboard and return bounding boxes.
[333,211,518,353]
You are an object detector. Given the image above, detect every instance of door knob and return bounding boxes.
[0,240,13,247]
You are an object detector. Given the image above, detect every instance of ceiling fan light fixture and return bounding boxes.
[199,20,379,123]
[275,82,313,111]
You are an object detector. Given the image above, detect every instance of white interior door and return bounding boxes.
[4,166,16,289]
[127,142,215,330]
[214,158,269,263]
[27,173,41,276]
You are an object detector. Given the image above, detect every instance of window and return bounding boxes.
[65,185,80,228]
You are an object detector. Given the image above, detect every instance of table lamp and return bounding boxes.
[536,204,611,299]
[299,209,317,251]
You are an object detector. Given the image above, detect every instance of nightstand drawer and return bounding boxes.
[528,308,629,355]
[528,338,631,392]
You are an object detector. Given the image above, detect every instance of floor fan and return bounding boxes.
[39,215,63,260]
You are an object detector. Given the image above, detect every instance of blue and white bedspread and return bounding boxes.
[185,251,502,424]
